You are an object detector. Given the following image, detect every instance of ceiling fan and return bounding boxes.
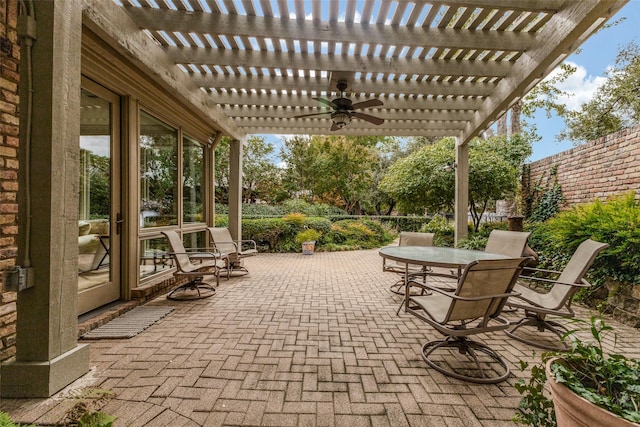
[294,80,385,131]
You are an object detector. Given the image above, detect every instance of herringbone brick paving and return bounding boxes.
[3,249,640,426]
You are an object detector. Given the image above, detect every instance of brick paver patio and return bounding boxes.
[3,249,640,426]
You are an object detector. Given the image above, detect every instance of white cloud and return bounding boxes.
[546,61,609,111]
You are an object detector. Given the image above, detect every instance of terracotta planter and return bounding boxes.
[546,359,639,427]
[301,241,315,255]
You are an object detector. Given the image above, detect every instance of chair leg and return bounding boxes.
[505,317,570,351]
[421,336,510,384]
[167,277,216,301]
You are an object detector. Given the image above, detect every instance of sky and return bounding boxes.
[528,0,640,161]
[256,1,640,164]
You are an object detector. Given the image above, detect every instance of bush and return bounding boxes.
[295,229,322,244]
[243,216,332,253]
[527,192,640,303]
[322,219,395,251]
[420,214,455,247]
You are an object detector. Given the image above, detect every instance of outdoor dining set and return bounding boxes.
[161,226,607,386]
[379,230,608,384]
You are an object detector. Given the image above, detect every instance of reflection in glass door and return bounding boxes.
[78,83,120,315]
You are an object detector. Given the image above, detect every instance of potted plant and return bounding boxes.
[514,316,640,426]
[295,229,322,255]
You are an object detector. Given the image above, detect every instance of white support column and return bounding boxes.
[454,140,469,245]
[2,1,89,397]
[228,138,244,241]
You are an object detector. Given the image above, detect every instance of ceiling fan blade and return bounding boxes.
[351,99,384,110]
[312,97,338,109]
[352,112,385,125]
[293,112,331,119]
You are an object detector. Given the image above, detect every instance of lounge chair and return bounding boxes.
[505,239,609,350]
[207,227,258,277]
[161,230,227,300]
[383,231,435,294]
[404,257,527,383]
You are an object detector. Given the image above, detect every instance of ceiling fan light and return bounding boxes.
[332,111,351,128]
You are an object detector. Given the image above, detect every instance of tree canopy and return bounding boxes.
[558,42,640,143]
[379,135,531,230]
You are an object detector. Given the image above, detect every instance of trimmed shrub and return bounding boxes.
[527,192,640,304]
[322,219,395,251]
[242,216,332,253]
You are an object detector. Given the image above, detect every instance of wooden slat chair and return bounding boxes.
[405,257,527,383]
[161,230,227,300]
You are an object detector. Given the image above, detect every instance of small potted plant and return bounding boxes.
[514,316,640,426]
[295,229,322,255]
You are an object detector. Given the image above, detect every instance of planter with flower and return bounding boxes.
[514,316,640,426]
[295,229,322,255]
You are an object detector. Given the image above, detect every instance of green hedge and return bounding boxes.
[526,192,640,304]
[239,216,395,253]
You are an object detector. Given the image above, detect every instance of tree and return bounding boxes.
[379,136,531,231]
[558,42,640,143]
[215,136,282,205]
[309,135,380,214]
[279,135,317,200]
[214,138,230,204]
[242,136,279,203]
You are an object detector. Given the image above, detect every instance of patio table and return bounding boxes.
[379,246,511,313]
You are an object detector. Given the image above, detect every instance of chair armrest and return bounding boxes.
[236,239,257,251]
[522,267,563,276]
[212,241,239,253]
[407,280,456,296]
[518,275,591,288]
[170,250,227,259]
[407,279,521,301]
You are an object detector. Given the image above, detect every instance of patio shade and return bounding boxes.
[84,0,627,143]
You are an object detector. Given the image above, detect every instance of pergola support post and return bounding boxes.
[1,0,89,398]
[454,140,469,245]
[228,138,244,241]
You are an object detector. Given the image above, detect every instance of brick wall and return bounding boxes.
[524,125,640,207]
[0,0,19,362]
[524,125,640,325]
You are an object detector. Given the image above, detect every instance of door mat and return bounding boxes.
[81,306,174,339]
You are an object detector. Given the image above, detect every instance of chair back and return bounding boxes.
[485,230,531,257]
[161,230,197,273]
[208,227,238,254]
[399,232,434,247]
[447,258,526,323]
[548,239,609,304]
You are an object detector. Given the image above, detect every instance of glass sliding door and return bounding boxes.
[78,82,121,314]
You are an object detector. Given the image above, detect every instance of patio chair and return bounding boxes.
[430,229,532,284]
[161,230,227,300]
[382,232,435,295]
[505,239,609,350]
[207,227,258,277]
[404,257,527,383]
[485,230,531,257]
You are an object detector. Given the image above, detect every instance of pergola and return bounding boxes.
[0,0,630,400]
[84,0,627,240]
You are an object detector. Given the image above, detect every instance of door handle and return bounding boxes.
[116,213,124,234]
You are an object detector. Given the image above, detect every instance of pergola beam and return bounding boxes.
[243,127,461,138]
[192,73,497,97]
[223,106,476,121]
[125,7,538,52]
[209,92,486,110]
[169,47,511,79]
